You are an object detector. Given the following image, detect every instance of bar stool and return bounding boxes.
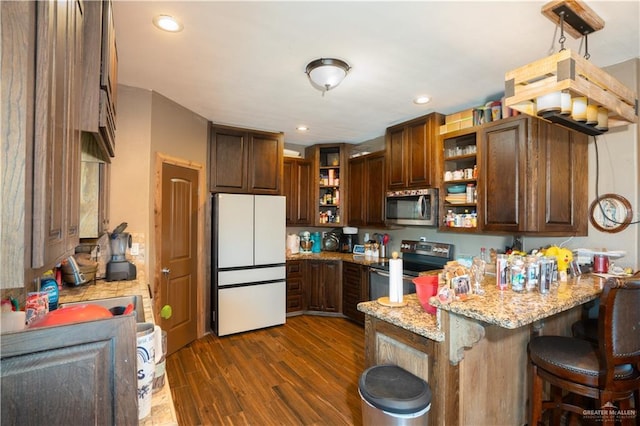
[528,278,640,426]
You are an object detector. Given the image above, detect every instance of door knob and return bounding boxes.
[161,268,170,277]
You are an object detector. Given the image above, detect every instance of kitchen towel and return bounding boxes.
[388,257,403,303]
[136,322,156,419]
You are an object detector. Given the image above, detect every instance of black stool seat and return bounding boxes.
[529,336,635,388]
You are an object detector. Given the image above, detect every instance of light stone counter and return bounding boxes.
[59,280,178,426]
[430,273,603,329]
[287,251,384,266]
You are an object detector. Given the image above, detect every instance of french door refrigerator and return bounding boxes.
[212,193,286,336]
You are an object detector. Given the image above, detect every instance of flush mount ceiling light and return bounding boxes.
[504,0,637,136]
[413,95,431,105]
[152,15,183,32]
[305,58,350,95]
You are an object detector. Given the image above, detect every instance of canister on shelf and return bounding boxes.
[466,184,475,203]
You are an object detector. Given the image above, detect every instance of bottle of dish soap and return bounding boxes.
[40,277,59,311]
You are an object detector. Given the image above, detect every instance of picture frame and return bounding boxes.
[589,193,633,233]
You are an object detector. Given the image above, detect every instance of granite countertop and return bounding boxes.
[59,280,178,426]
[358,274,605,340]
[358,294,445,342]
[431,274,603,329]
[287,251,384,265]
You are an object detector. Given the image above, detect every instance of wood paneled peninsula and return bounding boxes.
[358,274,604,426]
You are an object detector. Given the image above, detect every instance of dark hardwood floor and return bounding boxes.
[167,315,365,425]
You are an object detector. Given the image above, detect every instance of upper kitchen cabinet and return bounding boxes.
[32,0,84,270]
[305,144,350,226]
[209,124,284,195]
[283,157,312,226]
[348,151,386,227]
[386,113,444,190]
[80,0,117,159]
[478,116,588,235]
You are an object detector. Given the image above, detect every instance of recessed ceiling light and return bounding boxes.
[296,126,309,131]
[413,95,431,105]
[153,15,183,32]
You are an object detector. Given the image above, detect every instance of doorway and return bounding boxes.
[155,155,205,355]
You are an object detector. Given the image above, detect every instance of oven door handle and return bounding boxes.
[371,269,414,280]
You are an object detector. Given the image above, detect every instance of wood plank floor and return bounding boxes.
[166,315,366,425]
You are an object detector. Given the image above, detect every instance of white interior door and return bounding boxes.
[217,193,254,268]
[254,195,285,265]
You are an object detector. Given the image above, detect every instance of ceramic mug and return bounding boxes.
[452,170,464,180]
[444,171,453,181]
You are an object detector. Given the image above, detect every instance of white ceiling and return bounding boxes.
[113,1,640,147]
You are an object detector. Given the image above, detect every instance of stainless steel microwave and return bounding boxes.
[385,188,438,226]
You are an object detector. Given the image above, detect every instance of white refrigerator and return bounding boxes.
[213,193,286,336]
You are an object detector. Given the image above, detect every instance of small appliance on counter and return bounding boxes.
[322,229,341,252]
[106,222,137,281]
[340,226,359,253]
[299,231,313,253]
[286,233,300,255]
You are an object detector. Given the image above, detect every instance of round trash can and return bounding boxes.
[358,365,432,426]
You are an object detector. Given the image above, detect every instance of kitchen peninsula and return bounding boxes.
[358,274,605,425]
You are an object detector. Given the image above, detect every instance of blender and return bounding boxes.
[106,222,137,281]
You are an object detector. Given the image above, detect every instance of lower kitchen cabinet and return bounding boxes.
[286,259,305,314]
[342,261,369,325]
[305,260,342,313]
[1,315,138,424]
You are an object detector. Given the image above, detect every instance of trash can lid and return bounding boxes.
[358,365,432,415]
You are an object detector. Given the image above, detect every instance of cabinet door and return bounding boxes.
[286,260,305,313]
[65,0,83,252]
[481,118,528,233]
[209,126,249,192]
[1,315,138,425]
[32,0,82,268]
[342,262,368,325]
[532,121,588,235]
[248,132,283,194]
[406,118,432,188]
[322,261,342,313]
[306,261,324,311]
[347,156,366,226]
[283,158,312,225]
[365,153,386,227]
[386,125,406,190]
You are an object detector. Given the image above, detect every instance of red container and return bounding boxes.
[593,254,609,273]
[412,275,439,314]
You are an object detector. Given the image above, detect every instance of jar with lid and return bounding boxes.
[525,255,539,291]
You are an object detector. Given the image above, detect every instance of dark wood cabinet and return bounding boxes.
[348,151,386,227]
[305,144,350,226]
[386,113,444,190]
[305,260,342,313]
[209,124,283,194]
[342,261,369,325]
[32,0,84,269]
[80,0,117,159]
[286,260,305,313]
[1,315,138,425]
[479,116,588,235]
[283,157,312,226]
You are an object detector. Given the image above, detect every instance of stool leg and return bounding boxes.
[551,385,563,426]
[530,364,543,426]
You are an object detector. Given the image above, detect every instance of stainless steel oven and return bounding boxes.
[385,188,438,226]
[368,240,454,300]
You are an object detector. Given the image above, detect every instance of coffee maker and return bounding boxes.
[106,222,137,281]
[340,226,359,253]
